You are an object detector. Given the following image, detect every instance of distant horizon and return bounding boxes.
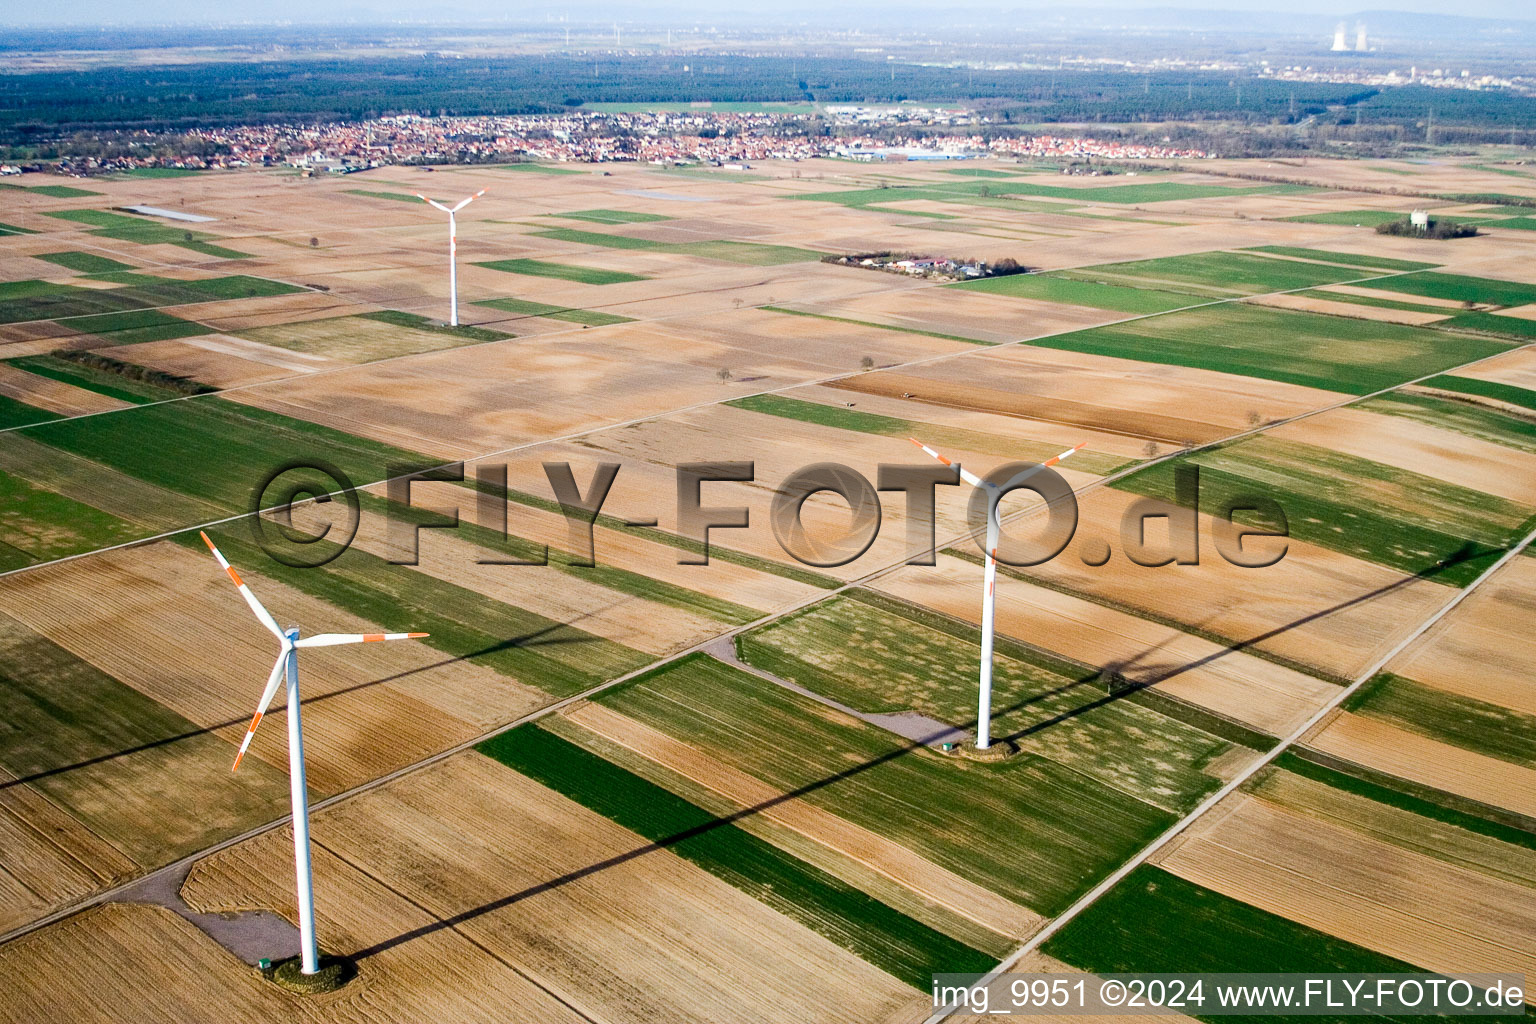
[2,1,1533,30]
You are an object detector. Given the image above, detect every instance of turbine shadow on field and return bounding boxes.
[351,545,1488,961]
[0,621,589,792]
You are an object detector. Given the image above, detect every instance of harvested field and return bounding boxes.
[828,341,1342,443]
[0,362,131,417]
[236,315,486,364]
[789,284,1121,344]
[596,653,1175,914]
[1248,765,1536,887]
[1344,673,1536,768]
[1156,794,1536,983]
[1013,485,1450,680]
[1305,712,1536,820]
[0,540,547,796]
[558,700,1043,939]
[186,754,927,1023]
[872,553,1336,736]
[1387,555,1536,715]
[109,333,343,388]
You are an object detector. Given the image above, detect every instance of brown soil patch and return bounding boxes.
[563,700,1042,939]
[1159,795,1536,987]
[0,364,131,417]
[872,553,1336,735]
[1268,405,1536,506]
[1386,555,1536,715]
[1305,712,1536,819]
[186,754,923,1024]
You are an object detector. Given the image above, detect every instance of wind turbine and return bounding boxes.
[909,439,1084,750]
[200,531,427,976]
[415,188,485,327]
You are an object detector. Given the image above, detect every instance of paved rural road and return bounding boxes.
[1,260,1531,973]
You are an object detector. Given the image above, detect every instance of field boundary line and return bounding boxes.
[0,261,1488,584]
[919,519,1536,1024]
[1,332,1529,951]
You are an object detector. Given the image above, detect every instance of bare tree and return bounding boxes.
[717,367,733,382]
[309,237,320,248]
[859,356,875,371]
[1143,441,1159,459]
[1246,410,1261,427]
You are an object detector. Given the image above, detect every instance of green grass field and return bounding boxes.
[0,469,142,570]
[1024,303,1513,394]
[111,167,204,178]
[18,397,425,514]
[0,272,295,327]
[530,227,821,264]
[797,180,1309,210]
[0,221,37,235]
[193,526,647,696]
[1279,209,1418,226]
[739,593,1232,811]
[0,612,288,864]
[1439,312,1536,339]
[1056,251,1374,299]
[1346,673,1536,767]
[551,208,672,224]
[40,207,251,257]
[760,305,989,344]
[1113,435,1536,586]
[954,273,1198,314]
[1241,246,1437,272]
[493,162,583,174]
[0,395,62,430]
[53,308,211,346]
[0,183,100,198]
[1360,271,1536,307]
[6,354,185,404]
[343,189,421,203]
[1420,373,1536,412]
[479,724,995,988]
[474,258,647,284]
[940,168,1019,178]
[1043,864,1424,1023]
[472,296,633,326]
[596,653,1175,913]
[357,309,513,342]
[33,251,136,274]
[726,393,1126,474]
[1364,392,1536,456]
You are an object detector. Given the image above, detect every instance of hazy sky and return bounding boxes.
[2,0,1532,27]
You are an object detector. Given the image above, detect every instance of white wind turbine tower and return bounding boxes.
[909,439,1083,750]
[416,188,486,327]
[201,531,428,976]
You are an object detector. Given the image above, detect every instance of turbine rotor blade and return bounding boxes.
[200,531,283,640]
[232,653,287,772]
[450,188,487,213]
[294,632,430,649]
[416,194,451,213]
[908,437,986,489]
[996,441,1088,491]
